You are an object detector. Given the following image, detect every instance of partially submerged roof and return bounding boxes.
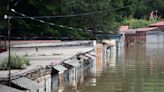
[119,26,129,32]
[78,54,89,60]
[64,60,80,67]
[0,84,23,92]
[11,77,41,92]
[149,21,164,27]
[53,65,67,73]
[128,27,158,32]
[102,40,116,46]
[120,27,159,34]
[85,53,95,59]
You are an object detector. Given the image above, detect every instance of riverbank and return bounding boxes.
[0,41,94,77]
[0,40,116,92]
[0,40,96,91]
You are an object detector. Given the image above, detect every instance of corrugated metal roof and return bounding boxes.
[64,60,80,67]
[11,77,41,92]
[0,84,23,92]
[53,65,67,72]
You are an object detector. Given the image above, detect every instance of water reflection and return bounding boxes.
[97,44,104,75]
[54,31,164,92]
[108,46,116,67]
[81,32,163,92]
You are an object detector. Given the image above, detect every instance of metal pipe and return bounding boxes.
[7,0,11,86]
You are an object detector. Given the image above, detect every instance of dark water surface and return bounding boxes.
[61,32,164,92]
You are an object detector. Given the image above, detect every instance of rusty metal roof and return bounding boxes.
[129,27,158,32]
[149,21,164,27]
[0,84,23,92]
[120,27,159,34]
[11,77,41,92]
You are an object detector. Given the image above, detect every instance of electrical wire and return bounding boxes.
[10,4,132,32]
[11,0,153,19]
[10,0,153,34]
[0,35,87,40]
[12,6,130,19]
[11,9,91,32]
[11,9,98,32]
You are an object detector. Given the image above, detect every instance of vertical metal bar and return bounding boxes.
[8,18,11,86]
[7,0,11,86]
[4,37,7,50]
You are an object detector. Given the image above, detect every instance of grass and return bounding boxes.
[0,55,30,70]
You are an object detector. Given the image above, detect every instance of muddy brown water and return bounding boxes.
[57,32,164,92]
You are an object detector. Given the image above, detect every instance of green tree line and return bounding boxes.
[0,0,164,40]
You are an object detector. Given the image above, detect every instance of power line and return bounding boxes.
[11,0,153,19]
[12,0,21,7]
[10,0,151,33]
[10,5,131,32]
[11,9,93,32]
[11,5,130,19]
[0,35,89,40]
[0,35,67,38]
[13,11,104,19]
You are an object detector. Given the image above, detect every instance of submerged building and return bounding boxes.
[119,26,163,48]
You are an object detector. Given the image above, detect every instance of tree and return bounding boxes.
[0,0,163,39]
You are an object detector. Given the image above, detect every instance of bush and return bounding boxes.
[122,18,161,28]
[0,55,30,70]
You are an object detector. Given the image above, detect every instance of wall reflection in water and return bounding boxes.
[80,31,164,92]
[51,43,117,92]
[53,31,164,92]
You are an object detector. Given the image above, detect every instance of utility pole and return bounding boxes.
[5,0,12,86]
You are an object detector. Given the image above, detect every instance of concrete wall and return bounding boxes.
[124,31,146,48]
[0,41,96,92]
[36,74,51,92]
[51,74,59,92]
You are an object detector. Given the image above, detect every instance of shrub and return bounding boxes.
[122,18,161,28]
[0,55,30,70]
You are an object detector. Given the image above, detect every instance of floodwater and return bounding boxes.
[58,31,164,92]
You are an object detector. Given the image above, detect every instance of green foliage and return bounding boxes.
[0,55,30,70]
[0,0,164,39]
[121,18,160,28]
